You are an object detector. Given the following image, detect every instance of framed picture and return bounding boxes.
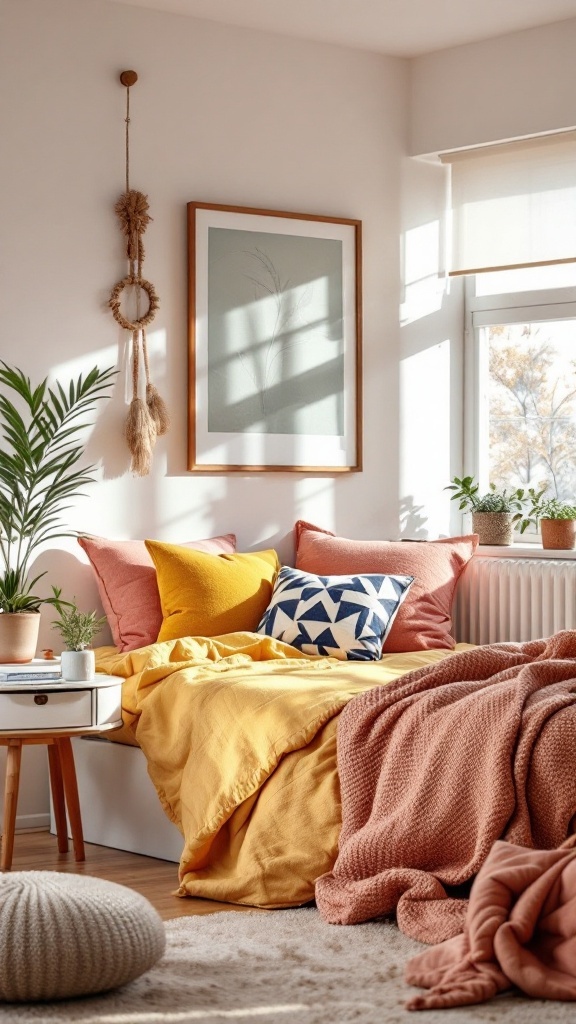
[187,202,362,472]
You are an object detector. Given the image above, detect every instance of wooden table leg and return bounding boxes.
[2,740,22,871]
[56,737,85,863]
[48,743,69,854]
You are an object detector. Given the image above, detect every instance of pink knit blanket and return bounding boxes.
[405,836,576,1009]
[315,631,576,944]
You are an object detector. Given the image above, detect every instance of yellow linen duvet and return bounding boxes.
[96,633,465,908]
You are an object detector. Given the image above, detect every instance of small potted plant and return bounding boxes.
[520,491,576,550]
[51,589,107,681]
[446,475,529,545]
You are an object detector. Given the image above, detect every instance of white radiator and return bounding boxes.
[453,557,576,645]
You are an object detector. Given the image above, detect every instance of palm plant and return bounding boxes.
[0,362,115,613]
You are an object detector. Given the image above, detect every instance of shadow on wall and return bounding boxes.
[28,549,112,655]
[400,496,429,539]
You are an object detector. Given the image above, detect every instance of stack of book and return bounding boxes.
[0,659,63,683]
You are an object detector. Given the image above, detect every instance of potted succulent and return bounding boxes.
[446,475,529,546]
[0,362,115,662]
[51,589,107,681]
[519,491,576,550]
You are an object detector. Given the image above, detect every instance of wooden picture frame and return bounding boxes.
[187,202,362,472]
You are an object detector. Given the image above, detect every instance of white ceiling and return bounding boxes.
[103,0,576,57]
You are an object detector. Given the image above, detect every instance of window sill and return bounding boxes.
[474,544,576,560]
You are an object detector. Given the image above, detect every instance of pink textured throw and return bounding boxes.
[315,631,576,944]
[405,836,576,1009]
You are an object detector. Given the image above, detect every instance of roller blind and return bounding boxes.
[441,132,576,276]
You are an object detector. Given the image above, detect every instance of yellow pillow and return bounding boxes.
[144,541,280,642]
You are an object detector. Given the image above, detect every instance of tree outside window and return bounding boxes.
[487,321,576,501]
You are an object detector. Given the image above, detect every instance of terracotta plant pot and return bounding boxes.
[540,518,576,550]
[0,612,41,663]
[471,511,514,546]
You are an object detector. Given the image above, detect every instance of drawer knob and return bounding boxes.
[34,694,48,706]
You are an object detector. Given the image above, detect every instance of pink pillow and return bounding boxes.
[78,533,236,652]
[294,521,477,652]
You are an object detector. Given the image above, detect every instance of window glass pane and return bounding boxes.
[484,320,576,500]
[476,263,576,296]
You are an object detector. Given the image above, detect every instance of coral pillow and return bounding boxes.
[144,542,280,642]
[78,533,236,652]
[294,521,478,652]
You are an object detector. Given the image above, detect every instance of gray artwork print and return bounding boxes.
[207,227,344,435]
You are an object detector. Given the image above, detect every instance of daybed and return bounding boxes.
[64,521,576,924]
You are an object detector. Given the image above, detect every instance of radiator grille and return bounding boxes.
[453,557,576,645]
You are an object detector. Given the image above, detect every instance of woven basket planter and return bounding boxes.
[471,511,514,546]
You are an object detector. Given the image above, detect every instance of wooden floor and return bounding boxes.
[8,830,260,921]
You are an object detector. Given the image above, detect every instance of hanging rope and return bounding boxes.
[108,69,169,476]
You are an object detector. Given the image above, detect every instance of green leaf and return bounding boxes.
[0,363,116,607]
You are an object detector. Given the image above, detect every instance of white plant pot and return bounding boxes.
[60,649,95,682]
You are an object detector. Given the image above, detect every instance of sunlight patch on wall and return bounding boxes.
[52,332,168,404]
[400,219,446,326]
[51,345,119,384]
[400,340,451,538]
[295,477,335,530]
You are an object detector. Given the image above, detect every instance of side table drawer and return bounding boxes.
[95,682,123,727]
[0,690,92,731]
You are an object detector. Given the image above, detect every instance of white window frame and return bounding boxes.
[464,277,576,492]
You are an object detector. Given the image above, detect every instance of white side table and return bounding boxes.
[0,674,123,871]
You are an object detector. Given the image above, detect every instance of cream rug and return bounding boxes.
[0,907,573,1023]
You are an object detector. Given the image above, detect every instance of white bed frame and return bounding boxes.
[50,735,182,862]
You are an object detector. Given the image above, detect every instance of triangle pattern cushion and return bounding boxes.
[294,522,478,652]
[257,566,414,661]
[145,542,279,642]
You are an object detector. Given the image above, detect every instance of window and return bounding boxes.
[442,133,576,276]
[443,132,576,533]
[464,265,576,515]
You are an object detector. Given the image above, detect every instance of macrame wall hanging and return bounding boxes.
[109,69,169,476]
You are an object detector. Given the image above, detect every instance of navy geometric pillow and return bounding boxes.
[257,566,414,661]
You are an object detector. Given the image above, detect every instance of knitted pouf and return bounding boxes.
[0,871,166,1002]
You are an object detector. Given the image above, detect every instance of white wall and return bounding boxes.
[0,0,408,644]
[0,0,409,826]
[399,157,464,539]
[410,18,576,156]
